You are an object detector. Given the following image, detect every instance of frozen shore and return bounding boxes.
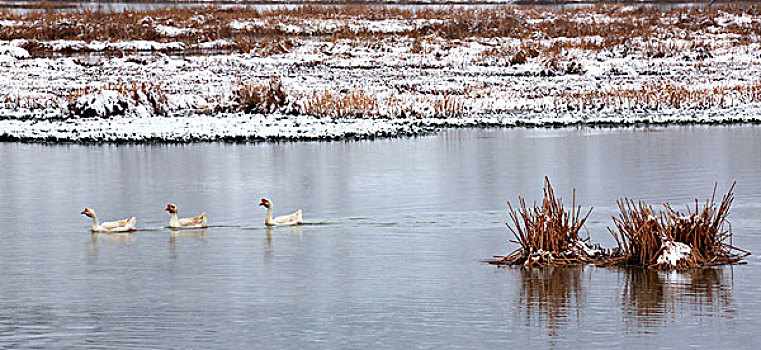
[3,106,760,142]
[1,4,760,142]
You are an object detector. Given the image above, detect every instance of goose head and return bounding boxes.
[165,203,177,214]
[259,198,271,209]
[81,207,95,218]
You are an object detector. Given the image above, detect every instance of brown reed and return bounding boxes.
[2,4,759,54]
[489,177,600,267]
[603,181,749,269]
[236,76,288,114]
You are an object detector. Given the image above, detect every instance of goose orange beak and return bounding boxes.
[80,209,87,214]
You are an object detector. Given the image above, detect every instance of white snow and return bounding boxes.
[193,40,235,50]
[1,7,761,141]
[71,90,128,118]
[229,19,267,30]
[0,45,29,59]
[110,41,186,51]
[0,20,24,27]
[0,113,429,142]
[575,241,602,257]
[154,25,199,37]
[656,241,692,267]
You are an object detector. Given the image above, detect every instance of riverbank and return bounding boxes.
[1,4,760,141]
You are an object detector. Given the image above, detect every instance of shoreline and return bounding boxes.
[1,4,760,142]
[2,108,760,143]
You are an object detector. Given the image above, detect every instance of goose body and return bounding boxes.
[81,208,137,233]
[259,198,302,226]
[165,204,208,229]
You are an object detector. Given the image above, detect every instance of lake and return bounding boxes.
[0,126,760,348]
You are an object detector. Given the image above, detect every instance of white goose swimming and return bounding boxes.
[81,208,137,233]
[259,198,302,226]
[165,203,208,229]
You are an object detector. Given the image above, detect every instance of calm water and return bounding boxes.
[1,126,760,349]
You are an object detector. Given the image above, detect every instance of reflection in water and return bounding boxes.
[621,267,735,332]
[518,266,584,336]
[264,226,303,261]
[265,225,304,238]
[87,232,137,262]
[2,127,759,348]
[515,265,737,338]
[169,229,207,259]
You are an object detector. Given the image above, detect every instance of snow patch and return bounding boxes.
[0,45,29,59]
[0,20,24,27]
[154,25,199,37]
[193,40,235,50]
[110,41,185,52]
[70,90,128,118]
[657,241,692,267]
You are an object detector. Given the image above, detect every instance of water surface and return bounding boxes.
[0,126,760,348]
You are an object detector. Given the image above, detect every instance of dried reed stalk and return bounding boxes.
[490,177,599,267]
[603,181,749,269]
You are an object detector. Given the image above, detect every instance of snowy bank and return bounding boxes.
[3,106,761,142]
[1,5,761,142]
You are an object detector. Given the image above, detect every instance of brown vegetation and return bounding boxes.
[555,80,761,111]
[235,77,288,114]
[491,180,750,269]
[67,81,168,117]
[302,89,379,118]
[602,182,750,269]
[489,177,604,267]
[2,3,759,55]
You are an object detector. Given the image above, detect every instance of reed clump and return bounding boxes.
[66,81,168,118]
[236,76,288,114]
[602,182,749,269]
[302,89,379,118]
[556,80,761,111]
[489,177,606,267]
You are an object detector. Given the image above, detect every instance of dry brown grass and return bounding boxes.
[603,182,749,269]
[490,177,602,267]
[302,89,379,118]
[2,4,759,54]
[235,76,288,114]
[556,80,761,111]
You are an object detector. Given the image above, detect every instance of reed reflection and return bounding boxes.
[621,267,735,332]
[517,266,585,336]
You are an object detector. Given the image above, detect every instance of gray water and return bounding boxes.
[1,126,760,349]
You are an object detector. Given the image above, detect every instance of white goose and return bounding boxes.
[81,208,137,233]
[165,203,208,229]
[259,198,302,226]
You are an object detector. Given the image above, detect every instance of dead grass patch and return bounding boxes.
[2,4,759,54]
[235,76,288,114]
[303,89,379,118]
[602,182,749,269]
[489,177,605,267]
[556,80,761,111]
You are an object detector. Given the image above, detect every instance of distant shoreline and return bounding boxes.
[1,3,760,142]
[0,0,747,9]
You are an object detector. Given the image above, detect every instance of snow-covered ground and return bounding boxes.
[1,5,760,142]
